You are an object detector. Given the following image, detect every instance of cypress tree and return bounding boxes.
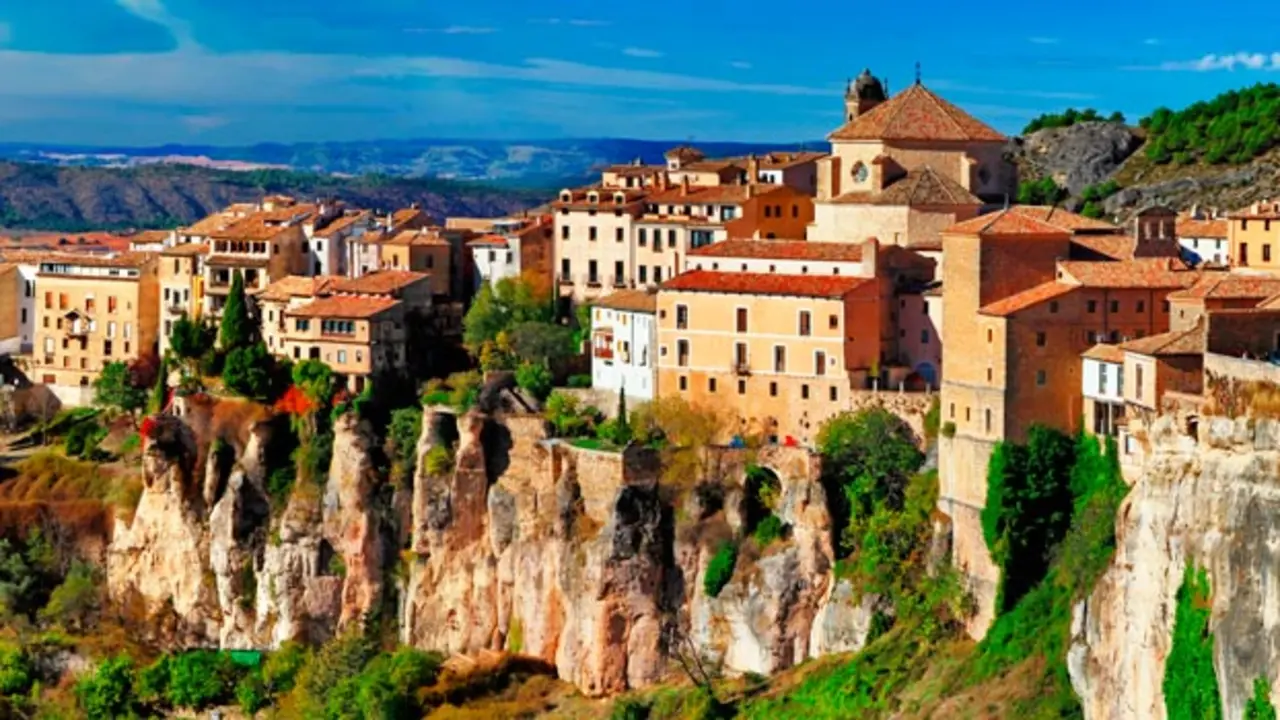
[616,386,631,444]
[219,270,252,350]
[149,357,168,414]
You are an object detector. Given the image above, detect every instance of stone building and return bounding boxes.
[158,243,207,357]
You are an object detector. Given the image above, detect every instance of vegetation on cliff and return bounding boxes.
[1163,565,1222,720]
[1142,84,1280,166]
[1023,109,1125,135]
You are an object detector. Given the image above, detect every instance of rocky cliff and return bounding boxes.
[1007,121,1141,196]
[1070,414,1280,719]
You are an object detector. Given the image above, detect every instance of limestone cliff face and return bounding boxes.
[107,411,387,650]
[1069,415,1280,719]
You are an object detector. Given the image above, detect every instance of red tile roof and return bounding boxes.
[978,281,1076,317]
[1014,206,1119,232]
[689,239,864,262]
[1176,217,1228,239]
[597,288,658,313]
[661,270,870,298]
[828,84,1006,143]
[665,146,705,161]
[1082,343,1126,363]
[945,205,1119,236]
[332,270,429,295]
[829,166,982,207]
[1057,258,1197,289]
[1120,327,1204,356]
[258,275,341,302]
[1168,272,1280,301]
[646,183,792,206]
[159,243,209,257]
[288,295,401,319]
[386,229,449,246]
[467,234,509,248]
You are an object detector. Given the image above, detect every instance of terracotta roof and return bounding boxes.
[829,166,982,206]
[945,206,1118,236]
[682,159,744,174]
[128,230,171,245]
[181,212,242,236]
[331,270,429,295]
[206,255,269,268]
[159,243,209,257]
[288,295,401,319]
[660,270,870,298]
[468,234,509,248]
[597,288,658,314]
[1120,327,1204,357]
[646,183,792,206]
[1168,272,1280,300]
[258,275,341,302]
[689,239,864,262]
[552,186,648,209]
[604,164,665,177]
[314,212,371,238]
[1176,217,1229,239]
[1082,343,1126,363]
[979,281,1076,317]
[37,252,155,270]
[752,151,828,169]
[258,203,317,223]
[386,229,449,247]
[828,84,1006,143]
[665,146,705,162]
[1013,206,1119,232]
[1057,258,1196,289]
[209,216,295,241]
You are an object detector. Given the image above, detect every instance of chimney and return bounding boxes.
[681,175,690,197]
[746,183,756,199]
[746,154,760,185]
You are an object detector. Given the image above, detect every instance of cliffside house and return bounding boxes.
[591,288,658,402]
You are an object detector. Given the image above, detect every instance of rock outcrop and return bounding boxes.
[1070,415,1280,719]
[1008,121,1141,196]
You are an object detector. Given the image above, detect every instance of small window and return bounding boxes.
[1087,300,1097,313]
[679,376,688,391]
[1136,300,1145,313]
[676,305,689,330]
[987,329,993,343]
[708,378,717,393]
[798,311,811,337]
[829,314,838,330]
[736,308,748,333]
[1036,370,1046,386]
[921,330,930,345]
[1109,300,1119,313]
[985,408,992,433]
[738,379,746,395]
[1049,301,1059,313]
[801,384,809,399]
[1036,331,1046,347]
[769,381,778,397]
[829,386,838,402]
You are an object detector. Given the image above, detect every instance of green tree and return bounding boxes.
[38,561,99,631]
[509,321,575,365]
[1246,678,1277,720]
[703,542,737,598]
[1163,566,1223,720]
[463,276,553,355]
[167,651,238,709]
[148,356,168,414]
[616,388,631,444]
[219,270,254,350]
[515,361,553,401]
[0,643,31,696]
[94,361,148,415]
[169,313,216,363]
[223,342,275,400]
[76,656,137,720]
[386,407,423,483]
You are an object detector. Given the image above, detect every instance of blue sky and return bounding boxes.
[3,0,1280,146]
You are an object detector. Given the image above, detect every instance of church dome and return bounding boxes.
[849,68,886,102]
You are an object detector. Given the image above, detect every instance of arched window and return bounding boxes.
[852,162,868,183]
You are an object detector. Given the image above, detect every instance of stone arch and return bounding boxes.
[743,464,782,535]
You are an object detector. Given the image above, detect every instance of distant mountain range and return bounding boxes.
[0,138,824,189]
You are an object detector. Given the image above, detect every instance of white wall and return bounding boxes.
[687,255,868,277]
[16,264,35,353]
[1082,357,1123,401]
[1179,236,1228,265]
[591,307,656,400]
[472,240,521,291]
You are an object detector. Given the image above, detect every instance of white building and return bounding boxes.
[1081,343,1125,437]
[590,288,658,401]
[1175,216,1228,266]
[686,238,873,277]
[470,219,527,291]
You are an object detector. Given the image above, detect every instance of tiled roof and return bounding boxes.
[646,183,792,206]
[660,270,870,298]
[332,270,429,295]
[206,255,270,268]
[597,288,658,314]
[258,275,341,302]
[1013,206,1119,232]
[314,212,371,238]
[37,252,155,270]
[665,146,705,161]
[128,230,171,245]
[978,281,1076,317]
[468,234,509,248]
[209,216,295,241]
[392,208,428,226]
[945,206,1117,236]
[828,84,1006,143]
[288,295,401,319]
[682,159,744,173]
[689,239,864,262]
[1176,217,1229,239]
[1070,234,1139,261]
[159,243,209,257]
[386,229,449,246]
[752,151,828,169]
[604,164,665,177]
[552,186,648,209]
[1057,258,1196,289]
[182,212,242,236]
[829,166,982,206]
[1167,272,1280,300]
[1082,343,1126,363]
[1120,327,1204,357]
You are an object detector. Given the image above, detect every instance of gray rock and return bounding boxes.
[1008,121,1140,195]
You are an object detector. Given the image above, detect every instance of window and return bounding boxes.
[668,230,677,248]
[616,227,624,242]
[59,293,67,310]
[738,379,746,395]
[1241,243,1250,265]
[985,408,992,433]
[966,407,971,422]
[764,205,772,218]
[561,225,569,240]
[561,259,570,279]
[987,368,993,382]
[614,261,624,284]
[1087,330,1097,344]
[708,378,717,392]
[1098,363,1108,394]
[801,384,809,400]
[1109,300,1119,313]
[949,403,955,418]
[639,228,647,247]
[829,314,838,330]
[1163,300,1170,313]
[830,386,838,401]
[734,342,748,368]
[588,260,598,283]
[296,319,311,331]
[108,296,117,313]
[987,329,993,343]
[773,345,786,373]
[588,226,598,241]
[107,321,117,338]
[23,281,31,298]
[798,311,811,336]
[676,304,689,329]
[337,350,347,363]
[736,308,748,333]
[654,267,662,282]
[1267,244,1273,263]
[1036,331,1046,347]
[1049,301,1059,313]
[1036,370,1046,386]
[769,381,778,397]
[123,322,131,339]
[679,376,688,391]
[921,330,930,345]
[1136,300,1145,313]
[488,250,496,262]
[1135,364,1144,399]
[639,266,648,284]
[103,340,113,356]
[1087,300,1097,313]
[677,339,689,367]
[792,205,799,218]
[815,350,826,376]
[44,292,51,309]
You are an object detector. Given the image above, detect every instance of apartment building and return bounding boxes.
[655,271,882,445]
[281,297,404,393]
[468,215,554,296]
[937,205,1201,635]
[808,73,1013,246]
[749,152,826,195]
[158,243,208,356]
[257,275,341,354]
[1228,200,1280,273]
[379,229,454,296]
[32,254,159,405]
[591,289,658,401]
[1166,273,1280,331]
[1176,215,1229,266]
[0,250,51,354]
[0,265,22,355]
[203,214,308,316]
[309,210,373,277]
[553,187,648,303]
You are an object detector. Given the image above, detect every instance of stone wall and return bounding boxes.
[847,389,936,445]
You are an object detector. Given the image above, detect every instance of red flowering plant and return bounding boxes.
[139,415,158,441]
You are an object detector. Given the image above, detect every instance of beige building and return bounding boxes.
[204,214,308,317]
[0,264,22,355]
[1229,200,1280,273]
[257,275,341,354]
[32,254,160,405]
[158,243,208,357]
[808,71,1014,247]
[655,270,883,445]
[379,229,454,296]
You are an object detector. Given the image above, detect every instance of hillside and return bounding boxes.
[0,162,548,232]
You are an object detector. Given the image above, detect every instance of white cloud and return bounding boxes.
[622,47,663,59]
[729,60,752,70]
[115,0,196,48]
[404,26,497,35]
[568,19,611,27]
[1136,51,1280,71]
[1028,37,1059,45]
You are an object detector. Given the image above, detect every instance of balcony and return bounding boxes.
[586,276,602,288]
[732,361,751,376]
[558,274,574,286]
[612,276,628,288]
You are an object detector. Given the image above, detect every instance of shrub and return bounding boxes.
[1247,677,1277,720]
[135,655,170,706]
[0,643,31,696]
[1164,565,1222,720]
[236,669,270,715]
[167,650,238,709]
[703,542,737,598]
[923,397,940,440]
[445,370,483,412]
[223,343,276,400]
[941,421,956,438]
[567,374,592,388]
[753,514,786,547]
[76,656,137,720]
[545,391,596,438]
[611,697,652,720]
[262,642,308,694]
[38,561,99,630]
[387,406,424,482]
[515,362,554,401]
[424,445,454,476]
